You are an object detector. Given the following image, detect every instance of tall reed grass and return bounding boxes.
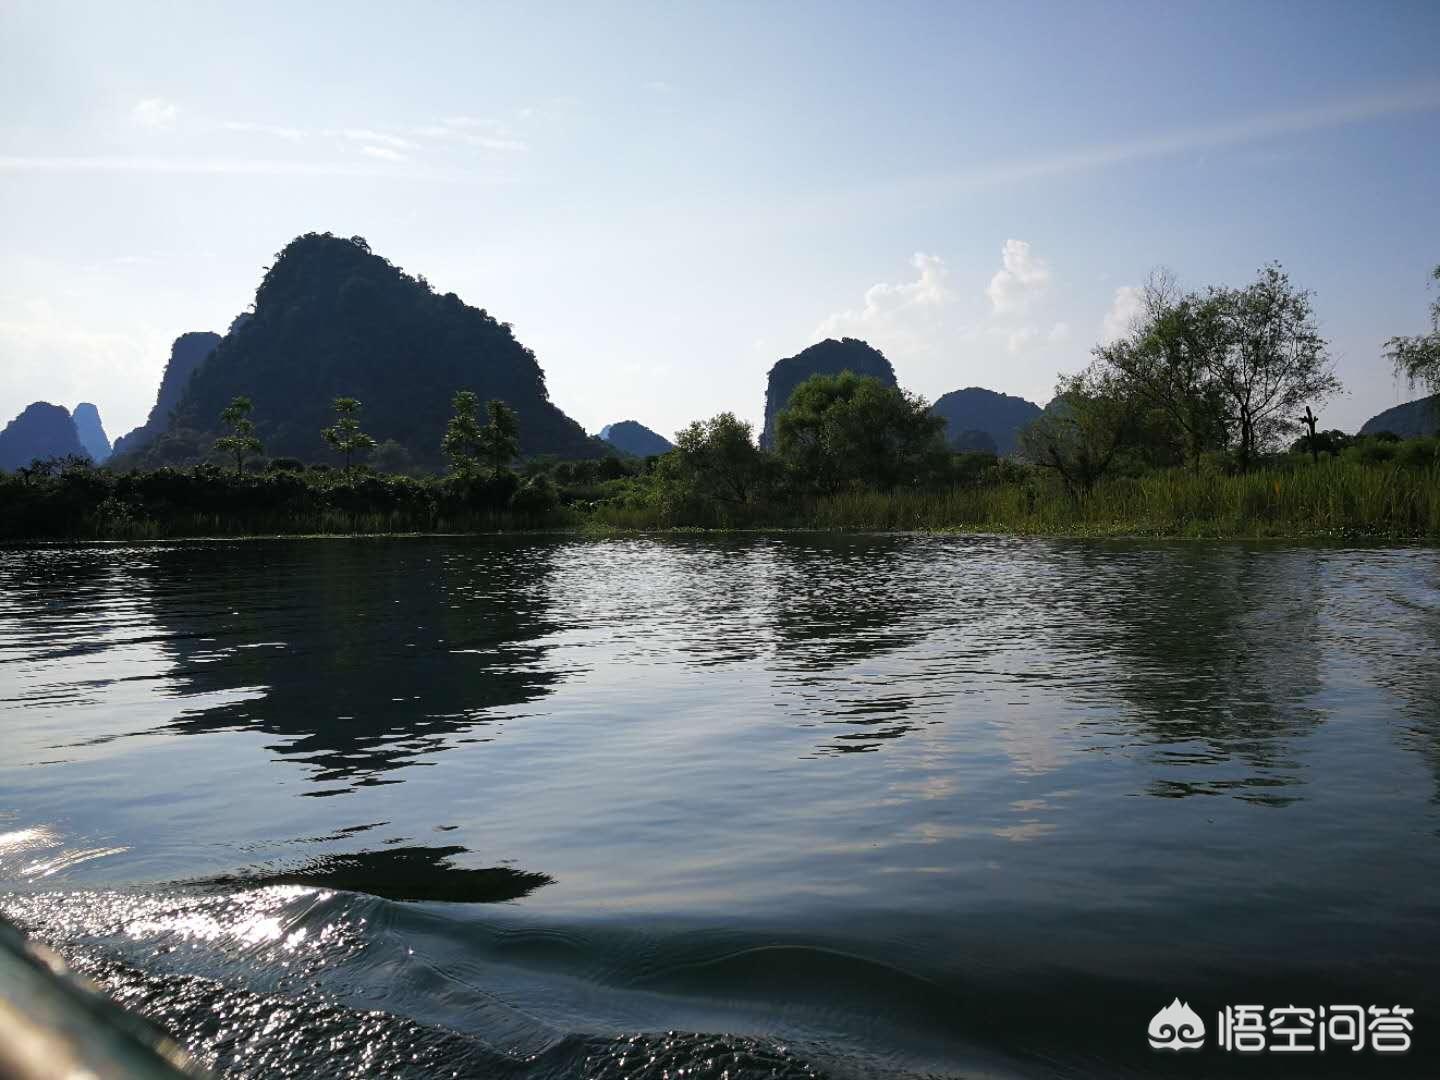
[590,459,1440,538]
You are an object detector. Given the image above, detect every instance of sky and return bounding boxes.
[2,0,1439,443]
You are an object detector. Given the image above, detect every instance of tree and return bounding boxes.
[656,412,769,512]
[213,396,262,475]
[1020,369,1138,498]
[1385,264,1440,396]
[1205,264,1341,471]
[442,390,485,476]
[1092,270,1230,471]
[321,397,376,474]
[443,391,519,477]
[477,399,520,475]
[774,371,949,492]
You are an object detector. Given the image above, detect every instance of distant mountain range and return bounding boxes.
[1359,394,1439,438]
[71,402,111,463]
[599,420,673,456]
[0,402,87,471]
[111,332,222,461]
[931,387,1043,456]
[44,234,1435,475]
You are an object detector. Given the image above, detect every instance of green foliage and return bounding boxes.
[212,395,263,475]
[1092,272,1229,468]
[1090,264,1340,471]
[1385,264,1440,395]
[510,473,561,518]
[442,391,519,478]
[1208,264,1341,468]
[774,372,948,492]
[652,412,772,524]
[320,396,377,473]
[479,399,520,474]
[1289,429,1352,457]
[442,390,485,475]
[1019,370,1138,497]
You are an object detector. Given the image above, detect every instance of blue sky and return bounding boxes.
[3,0,1438,441]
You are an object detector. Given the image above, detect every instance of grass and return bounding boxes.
[590,459,1440,540]
[6,458,1437,542]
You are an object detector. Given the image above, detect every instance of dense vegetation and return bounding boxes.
[4,262,1439,542]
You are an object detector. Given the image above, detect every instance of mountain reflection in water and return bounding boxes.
[3,535,1440,1078]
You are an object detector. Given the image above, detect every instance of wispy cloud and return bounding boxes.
[414,116,528,152]
[360,145,406,162]
[913,82,1440,198]
[337,128,415,151]
[131,98,178,131]
[0,155,456,179]
[222,120,305,143]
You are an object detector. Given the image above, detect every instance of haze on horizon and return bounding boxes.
[2,0,1438,442]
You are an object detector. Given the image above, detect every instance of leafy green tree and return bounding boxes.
[213,396,263,475]
[656,412,768,513]
[1020,370,1138,498]
[1206,264,1341,470]
[1092,271,1230,471]
[442,390,485,475]
[1385,264,1440,395]
[443,391,519,477]
[321,397,376,474]
[775,371,948,492]
[478,399,520,475]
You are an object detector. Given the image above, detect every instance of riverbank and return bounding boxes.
[2,456,1437,541]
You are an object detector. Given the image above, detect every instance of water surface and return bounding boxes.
[3,535,1439,1077]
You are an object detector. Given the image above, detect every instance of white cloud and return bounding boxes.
[817,252,953,349]
[339,128,414,150]
[131,98,178,131]
[1100,285,1144,344]
[414,117,528,152]
[360,145,406,162]
[0,154,463,180]
[813,253,965,370]
[1005,327,1038,354]
[222,121,304,142]
[810,246,1081,408]
[985,239,1051,314]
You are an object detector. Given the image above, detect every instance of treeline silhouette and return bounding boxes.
[3,262,1439,540]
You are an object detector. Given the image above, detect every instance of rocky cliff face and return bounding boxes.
[760,338,898,449]
[931,387,1042,456]
[145,232,601,467]
[71,402,111,463]
[599,420,673,456]
[1359,394,1439,438]
[110,331,222,460]
[0,402,88,471]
